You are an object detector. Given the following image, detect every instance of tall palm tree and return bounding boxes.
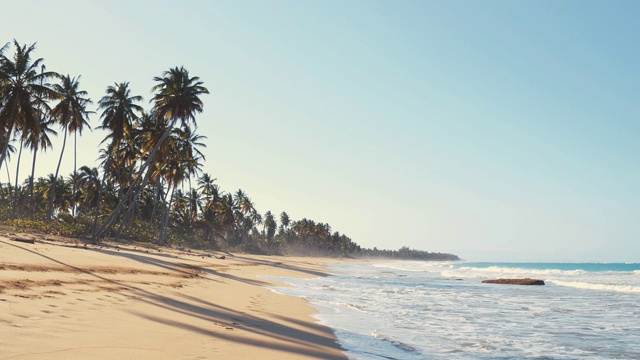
[156,131,189,243]
[12,64,49,215]
[230,189,256,247]
[155,126,206,243]
[151,66,209,129]
[92,82,143,232]
[95,67,208,239]
[0,40,57,171]
[49,74,92,218]
[24,115,57,211]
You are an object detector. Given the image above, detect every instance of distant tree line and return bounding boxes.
[357,246,460,260]
[0,40,459,261]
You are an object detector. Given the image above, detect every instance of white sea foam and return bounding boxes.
[267,262,640,360]
[456,265,587,276]
[548,279,640,293]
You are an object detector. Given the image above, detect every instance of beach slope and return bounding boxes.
[0,231,346,359]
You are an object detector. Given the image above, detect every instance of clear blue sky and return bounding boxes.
[3,0,639,261]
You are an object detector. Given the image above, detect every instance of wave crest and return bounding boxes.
[548,280,640,294]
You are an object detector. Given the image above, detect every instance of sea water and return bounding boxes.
[266,261,640,359]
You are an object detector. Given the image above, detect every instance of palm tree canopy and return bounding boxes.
[50,74,93,134]
[0,41,58,164]
[280,211,291,228]
[151,66,209,128]
[97,82,143,147]
[25,116,57,152]
[0,135,16,160]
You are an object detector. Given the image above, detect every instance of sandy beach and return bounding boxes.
[0,230,347,360]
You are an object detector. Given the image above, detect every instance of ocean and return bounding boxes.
[267,261,640,360]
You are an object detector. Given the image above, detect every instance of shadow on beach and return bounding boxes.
[1,238,346,359]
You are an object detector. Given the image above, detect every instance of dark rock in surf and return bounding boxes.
[482,278,545,285]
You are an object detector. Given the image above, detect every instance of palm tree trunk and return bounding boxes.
[158,183,170,242]
[159,185,175,244]
[150,180,161,224]
[91,143,114,237]
[72,131,77,217]
[94,126,173,239]
[165,186,176,242]
[117,185,141,241]
[49,128,67,219]
[0,126,14,171]
[5,161,11,191]
[29,150,37,216]
[13,139,23,217]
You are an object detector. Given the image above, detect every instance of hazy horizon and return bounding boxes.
[2,0,639,262]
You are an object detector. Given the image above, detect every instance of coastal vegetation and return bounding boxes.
[0,40,459,261]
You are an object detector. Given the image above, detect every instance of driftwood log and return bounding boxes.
[11,237,35,244]
[482,278,545,285]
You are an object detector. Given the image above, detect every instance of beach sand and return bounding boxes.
[0,230,347,359]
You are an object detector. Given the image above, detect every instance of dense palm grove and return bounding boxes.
[0,40,459,260]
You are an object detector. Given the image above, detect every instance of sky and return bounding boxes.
[2,0,639,262]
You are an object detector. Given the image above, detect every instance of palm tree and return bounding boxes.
[186,188,201,218]
[151,66,209,129]
[0,134,16,191]
[93,82,143,233]
[173,125,206,188]
[156,131,190,243]
[36,173,71,215]
[234,189,254,215]
[0,40,57,171]
[216,193,237,252]
[24,115,57,212]
[76,166,100,214]
[49,74,92,218]
[280,211,291,233]
[95,67,208,239]
[97,82,143,149]
[12,129,25,211]
[198,173,219,203]
[96,82,143,195]
[264,211,277,249]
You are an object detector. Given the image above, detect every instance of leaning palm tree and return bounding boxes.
[0,40,58,172]
[48,74,92,218]
[95,66,208,239]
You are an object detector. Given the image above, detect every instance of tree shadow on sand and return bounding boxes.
[1,239,347,359]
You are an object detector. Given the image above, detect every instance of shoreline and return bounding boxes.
[0,230,347,359]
